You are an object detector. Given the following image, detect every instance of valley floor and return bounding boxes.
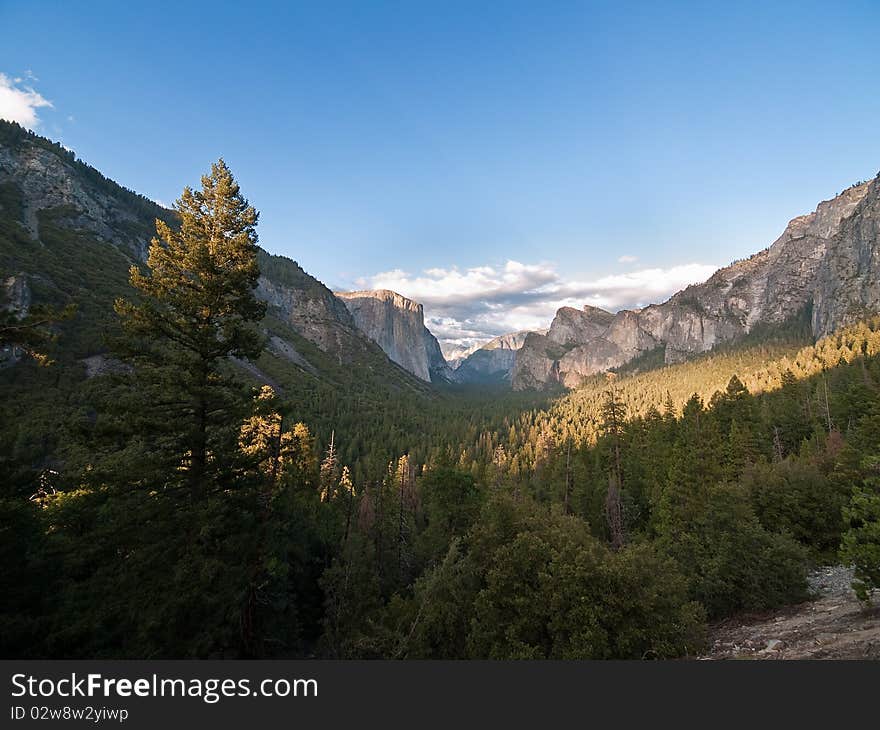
[702,566,880,659]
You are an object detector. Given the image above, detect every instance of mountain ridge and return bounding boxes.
[513,175,880,389]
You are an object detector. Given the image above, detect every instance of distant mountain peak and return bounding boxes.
[451,329,543,384]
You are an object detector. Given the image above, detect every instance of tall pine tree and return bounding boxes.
[114,159,266,497]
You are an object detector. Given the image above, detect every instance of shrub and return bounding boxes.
[840,484,880,603]
[658,482,809,618]
[744,458,849,556]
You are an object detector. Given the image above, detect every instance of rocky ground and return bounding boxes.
[703,566,880,659]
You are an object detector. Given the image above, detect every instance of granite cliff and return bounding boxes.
[335,289,452,382]
[513,176,879,389]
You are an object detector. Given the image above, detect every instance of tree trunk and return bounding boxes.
[189,363,210,500]
[605,474,625,551]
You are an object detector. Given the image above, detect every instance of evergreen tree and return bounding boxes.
[239,385,287,486]
[600,385,627,549]
[840,457,880,602]
[319,431,341,502]
[114,159,266,497]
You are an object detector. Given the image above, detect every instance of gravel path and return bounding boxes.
[702,566,880,659]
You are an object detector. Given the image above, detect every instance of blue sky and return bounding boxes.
[2,1,879,353]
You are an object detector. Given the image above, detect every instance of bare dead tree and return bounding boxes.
[773,426,785,462]
[605,474,625,551]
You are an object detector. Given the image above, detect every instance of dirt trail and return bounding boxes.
[703,566,880,659]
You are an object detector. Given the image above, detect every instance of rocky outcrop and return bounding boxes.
[256,270,363,360]
[2,274,31,317]
[813,179,880,337]
[0,124,171,260]
[514,177,880,389]
[266,335,317,375]
[509,332,565,389]
[0,274,31,367]
[547,306,615,346]
[423,328,455,382]
[453,330,535,384]
[703,566,880,660]
[80,354,130,378]
[335,289,452,383]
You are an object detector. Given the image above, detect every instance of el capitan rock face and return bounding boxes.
[513,177,879,389]
[335,289,452,382]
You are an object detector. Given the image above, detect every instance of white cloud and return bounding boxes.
[0,72,52,128]
[618,254,638,263]
[352,259,718,354]
[359,260,558,308]
[556,263,719,309]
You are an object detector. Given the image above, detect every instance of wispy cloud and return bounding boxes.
[617,254,638,263]
[353,260,717,354]
[0,72,52,128]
